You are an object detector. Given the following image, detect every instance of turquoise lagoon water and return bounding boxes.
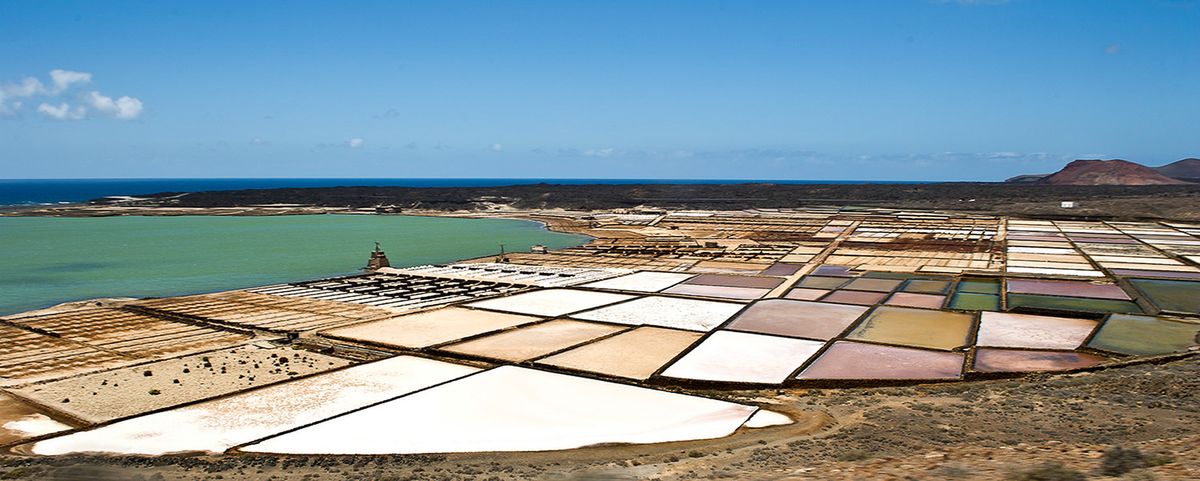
[0,215,589,315]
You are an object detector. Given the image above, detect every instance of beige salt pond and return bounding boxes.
[439,319,626,362]
[846,306,974,351]
[536,327,703,380]
[320,307,542,349]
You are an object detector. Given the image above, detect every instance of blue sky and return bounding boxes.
[1,0,1197,181]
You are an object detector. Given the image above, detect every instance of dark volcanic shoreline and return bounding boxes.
[89,183,1200,220]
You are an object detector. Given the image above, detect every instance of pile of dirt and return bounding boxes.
[1037,159,1189,186]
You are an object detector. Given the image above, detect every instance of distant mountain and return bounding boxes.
[1035,159,1190,186]
[1004,173,1049,183]
[1155,158,1200,182]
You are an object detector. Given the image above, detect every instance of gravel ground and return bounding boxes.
[6,345,350,424]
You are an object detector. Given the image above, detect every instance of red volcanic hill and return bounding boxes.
[1155,158,1200,181]
[1036,159,1191,186]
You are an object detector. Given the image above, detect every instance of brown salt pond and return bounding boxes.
[320,307,543,349]
[796,341,964,381]
[846,306,974,350]
[723,299,867,340]
[536,327,703,380]
[972,348,1108,373]
[439,319,627,362]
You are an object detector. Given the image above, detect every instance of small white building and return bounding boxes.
[1060,201,1076,208]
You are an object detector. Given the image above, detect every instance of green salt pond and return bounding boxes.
[902,279,952,294]
[949,292,1000,311]
[1128,279,1200,314]
[0,215,589,316]
[1088,314,1200,356]
[1006,294,1143,315]
[956,279,1001,295]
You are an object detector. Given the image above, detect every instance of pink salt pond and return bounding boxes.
[885,292,946,309]
[724,299,867,340]
[972,348,1107,373]
[975,312,1098,350]
[796,341,964,381]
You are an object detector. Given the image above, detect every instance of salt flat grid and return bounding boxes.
[8,206,1200,457]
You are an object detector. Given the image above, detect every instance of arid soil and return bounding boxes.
[9,346,349,424]
[3,354,1196,480]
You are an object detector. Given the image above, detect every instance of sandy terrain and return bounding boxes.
[8,345,350,424]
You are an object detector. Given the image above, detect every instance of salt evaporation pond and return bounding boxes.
[242,366,758,454]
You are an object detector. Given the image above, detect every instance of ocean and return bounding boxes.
[0,215,589,316]
[0,178,923,206]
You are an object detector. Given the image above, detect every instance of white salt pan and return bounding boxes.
[581,271,695,293]
[243,366,756,454]
[660,331,825,384]
[571,296,745,332]
[3,415,71,438]
[743,409,793,428]
[466,289,634,317]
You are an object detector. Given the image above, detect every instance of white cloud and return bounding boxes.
[348,138,364,149]
[0,77,47,115]
[250,137,270,145]
[37,102,86,120]
[49,69,92,93]
[490,143,503,152]
[582,148,615,157]
[1105,43,1121,55]
[0,69,142,120]
[86,91,143,120]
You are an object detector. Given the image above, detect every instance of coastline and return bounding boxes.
[5,182,1200,220]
